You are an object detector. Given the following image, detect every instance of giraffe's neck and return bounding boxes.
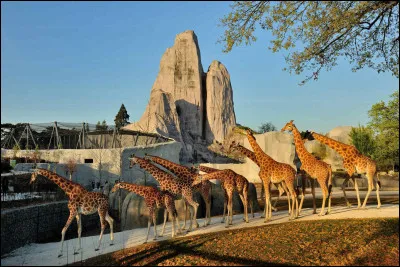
[134,158,173,186]
[199,165,220,173]
[292,126,314,162]
[311,132,352,156]
[200,170,232,181]
[234,145,259,165]
[117,182,151,197]
[246,133,274,163]
[37,169,83,197]
[148,156,193,178]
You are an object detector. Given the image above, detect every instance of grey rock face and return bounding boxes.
[205,60,236,144]
[123,30,237,162]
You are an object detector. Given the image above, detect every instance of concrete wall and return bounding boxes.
[4,141,182,188]
[202,131,296,184]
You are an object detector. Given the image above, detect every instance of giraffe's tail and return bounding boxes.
[376,172,382,189]
[328,166,333,198]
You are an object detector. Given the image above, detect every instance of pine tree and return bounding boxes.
[101,120,108,130]
[96,121,102,131]
[114,103,130,129]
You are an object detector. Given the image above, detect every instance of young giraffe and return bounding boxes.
[143,154,212,228]
[196,165,253,224]
[111,182,181,243]
[129,155,200,231]
[281,120,332,216]
[308,131,381,209]
[243,129,299,221]
[30,168,114,257]
[192,168,239,227]
[227,141,292,214]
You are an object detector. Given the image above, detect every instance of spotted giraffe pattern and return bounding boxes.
[197,165,253,224]
[281,120,332,216]
[193,168,240,227]
[111,182,181,242]
[243,129,299,221]
[129,155,200,231]
[229,141,294,214]
[30,168,114,257]
[310,131,381,209]
[143,154,212,227]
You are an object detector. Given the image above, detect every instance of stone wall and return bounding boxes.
[1,201,99,256]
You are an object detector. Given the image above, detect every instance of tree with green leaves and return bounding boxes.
[219,1,399,85]
[258,122,277,133]
[96,120,108,131]
[349,125,376,158]
[368,90,399,171]
[114,104,130,129]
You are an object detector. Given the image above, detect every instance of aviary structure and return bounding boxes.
[111,181,181,243]
[244,129,299,221]
[30,168,114,257]
[281,120,332,216]
[143,154,212,228]
[308,131,381,209]
[129,155,200,231]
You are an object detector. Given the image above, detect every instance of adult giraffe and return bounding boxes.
[306,130,381,209]
[281,120,332,216]
[30,168,114,257]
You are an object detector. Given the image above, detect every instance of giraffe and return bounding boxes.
[196,165,253,224]
[143,154,212,228]
[192,168,240,227]
[111,181,181,243]
[242,129,299,221]
[307,130,381,209]
[30,168,114,258]
[281,120,332,216]
[227,141,292,214]
[129,155,200,231]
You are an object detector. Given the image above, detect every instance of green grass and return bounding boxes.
[69,217,399,266]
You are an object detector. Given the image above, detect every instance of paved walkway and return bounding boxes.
[1,198,398,266]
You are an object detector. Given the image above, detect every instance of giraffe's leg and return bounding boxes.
[160,209,168,237]
[74,214,82,255]
[221,189,228,223]
[183,192,199,231]
[271,183,282,212]
[175,211,182,234]
[287,183,298,220]
[144,217,151,244]
[361,171,375,209]
[104,213,114,245]
[297,177,306,216]
[326,179,332,215]
[95,208,108,251]
[352,177,361,208]
[182,200,187,230]
[341,174,353,207]
[263,181,272,222]
[239,193,248,223]
[318,181,328,216]
[281,182,291,215]
[152,210,158,240]
[226,190,234,227]
[58,210,77,257]
[260,183,266,217]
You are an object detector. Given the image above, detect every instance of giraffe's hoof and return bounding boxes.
[359,206,368,210]
[312,211,317,214]
[325,211,330,215]
[95,248,99,251]
[143,241,147,244]
[377,206,381,209]
[158,235,163,237]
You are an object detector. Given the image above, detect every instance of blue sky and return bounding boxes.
[1,1,398,134]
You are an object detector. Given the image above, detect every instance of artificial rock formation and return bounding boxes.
[123,30,236,162]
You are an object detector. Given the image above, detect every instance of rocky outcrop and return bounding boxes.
[122,30,237,163]
[204,60,236,144]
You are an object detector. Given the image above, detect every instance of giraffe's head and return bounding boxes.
[129,154,138,168]
[111,182,122,193]
[191,174,202,186]
[143,153,151,161]
[189,164,198,174]
[303,130,315,141]
[30,170,39,184]
[281,120,295,132]
[229,141,239,151]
